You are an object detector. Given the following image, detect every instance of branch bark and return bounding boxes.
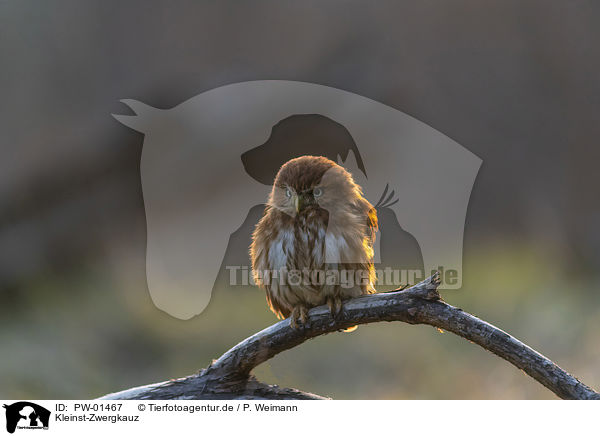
[99,273,600,400]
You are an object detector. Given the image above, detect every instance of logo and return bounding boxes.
[113,80,481,319]
[3,402,50,434]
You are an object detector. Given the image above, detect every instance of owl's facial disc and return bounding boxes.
[270,156,352,217]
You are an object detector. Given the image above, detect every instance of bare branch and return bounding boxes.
[99,273,600,400]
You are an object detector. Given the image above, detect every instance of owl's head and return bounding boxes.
[268,155,363,217]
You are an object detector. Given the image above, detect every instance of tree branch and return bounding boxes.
[99,273,600,400]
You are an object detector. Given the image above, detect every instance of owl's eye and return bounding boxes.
[313,187,323,198]
[285,188,293,198]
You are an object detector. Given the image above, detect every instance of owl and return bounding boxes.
[250,155,378,328]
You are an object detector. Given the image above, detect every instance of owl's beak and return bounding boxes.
[295,193,314,213]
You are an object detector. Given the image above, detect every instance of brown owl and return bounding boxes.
[250,155,378,328]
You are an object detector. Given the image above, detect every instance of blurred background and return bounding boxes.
[1,0,600,399]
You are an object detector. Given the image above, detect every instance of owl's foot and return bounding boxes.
[327,296,356,331]
[326,296,343,319]
[290,305,310,329]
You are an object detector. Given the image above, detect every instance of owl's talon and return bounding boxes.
[299,306,309,325]
[327,297,343,319]
[335,297,343,315]
[290,305,309,329]
[327,298,335,316]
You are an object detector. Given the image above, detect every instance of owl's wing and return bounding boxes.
[265,287,291,320]
[250,210,292,319]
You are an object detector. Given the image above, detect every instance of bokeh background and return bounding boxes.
[1,0,600,399]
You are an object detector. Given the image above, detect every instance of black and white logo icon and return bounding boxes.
[3,402,50,434]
